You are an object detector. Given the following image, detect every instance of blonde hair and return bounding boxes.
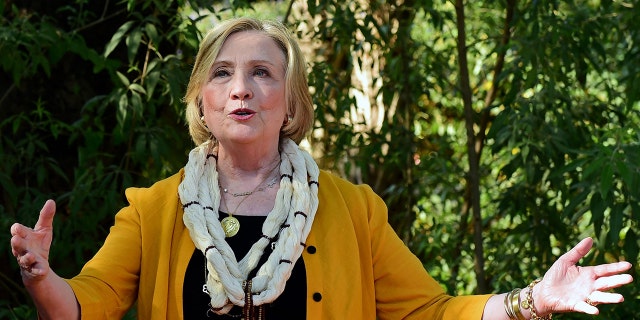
[184,17,314,146]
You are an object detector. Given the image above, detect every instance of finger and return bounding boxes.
[591,261,632,277]
[34,199,56,231]
[18,260,36,276]
[559,237,593,265]
[16,253,33,272]
[574,301,599,315]
[16,251,45,276]
[17,251,33,267]
[594,273,634,290]
[588,290,625,304]
[10,233,28,257]
[22,251,38,264]
[10,223,29,238]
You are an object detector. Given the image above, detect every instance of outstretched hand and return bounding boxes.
[535,237,633,316]
[10,199,57,281]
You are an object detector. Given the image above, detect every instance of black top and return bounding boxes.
[183,214,307,319]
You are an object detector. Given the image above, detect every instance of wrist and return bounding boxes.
[530,280,551,316]
[21,267,53,292]
[521,279,552,320]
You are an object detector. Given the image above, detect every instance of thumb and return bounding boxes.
[34,199,56,231]
[559,237,593,266]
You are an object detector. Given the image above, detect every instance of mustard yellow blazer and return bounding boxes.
[66,169,491,319]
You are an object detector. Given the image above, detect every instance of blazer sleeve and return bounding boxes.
[361,184,493,319]
[65,196,143,320]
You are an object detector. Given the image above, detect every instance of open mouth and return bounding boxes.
[232,108,255,116]
[229,107,256,120]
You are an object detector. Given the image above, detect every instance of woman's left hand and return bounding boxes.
[534,237,634,315]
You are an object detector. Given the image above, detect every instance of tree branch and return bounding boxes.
[478,0,516,153]
[454,0,488,294]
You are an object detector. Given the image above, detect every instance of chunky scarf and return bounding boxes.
[178,138,320,314]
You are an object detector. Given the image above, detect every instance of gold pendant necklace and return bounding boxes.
[221,215,241,237]
[220,165,280,237]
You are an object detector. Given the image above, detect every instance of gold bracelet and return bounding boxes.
[521,279,552,320]
[504,289,516,319]
[510,288,526,320]
[504,288,526,320]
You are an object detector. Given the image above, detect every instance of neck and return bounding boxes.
[216,142,281,175]
[217,154,280,184]
[215,145,281,200]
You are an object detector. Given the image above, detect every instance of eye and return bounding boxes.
[254,68,270,77]
[211,68,230,79]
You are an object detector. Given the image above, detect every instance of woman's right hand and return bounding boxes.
[10,200,80,319]
[10,199,56,283]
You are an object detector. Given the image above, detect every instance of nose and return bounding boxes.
[230,74,253,100]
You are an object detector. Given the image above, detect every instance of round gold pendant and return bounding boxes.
[221,216,240,237]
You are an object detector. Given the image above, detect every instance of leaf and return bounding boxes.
[144,69,160,100]
[632,202,640,222]
[564,188,589,221]
[128,83,146,95]
[600,162,614,196]
[521,144,530,162]
[0,171,17,205]
[125,27,142,64]
[118,94,129,126]
[34,54,51,77]
[623,229,638,265]
[130,92,143,118]
[145,23,160,48]
[590,193,606,238]
[582,156,605,180]
[615,160,631,184]
[554,157,588,177]
[116,71,130,87]
[608,204,623,245]
[104,21,135,58]
[617,160,638,197]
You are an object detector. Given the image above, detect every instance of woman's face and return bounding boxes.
[201,30,287,148]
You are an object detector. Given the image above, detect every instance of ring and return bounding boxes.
[18,258,33,273]
[585,297,597,306]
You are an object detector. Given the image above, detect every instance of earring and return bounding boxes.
[283,115,293,126]
[201,115,208,129]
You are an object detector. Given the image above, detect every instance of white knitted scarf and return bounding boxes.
[178,138,319,314]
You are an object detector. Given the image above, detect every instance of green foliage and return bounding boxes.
[0,0,216,315]
[483,1,640,304]
[298,0,639,318]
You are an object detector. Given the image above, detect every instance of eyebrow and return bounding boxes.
[212,59,281,68]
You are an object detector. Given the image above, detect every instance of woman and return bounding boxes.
[10,17,633,320]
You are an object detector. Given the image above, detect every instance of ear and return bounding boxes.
[283,114,292,126]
